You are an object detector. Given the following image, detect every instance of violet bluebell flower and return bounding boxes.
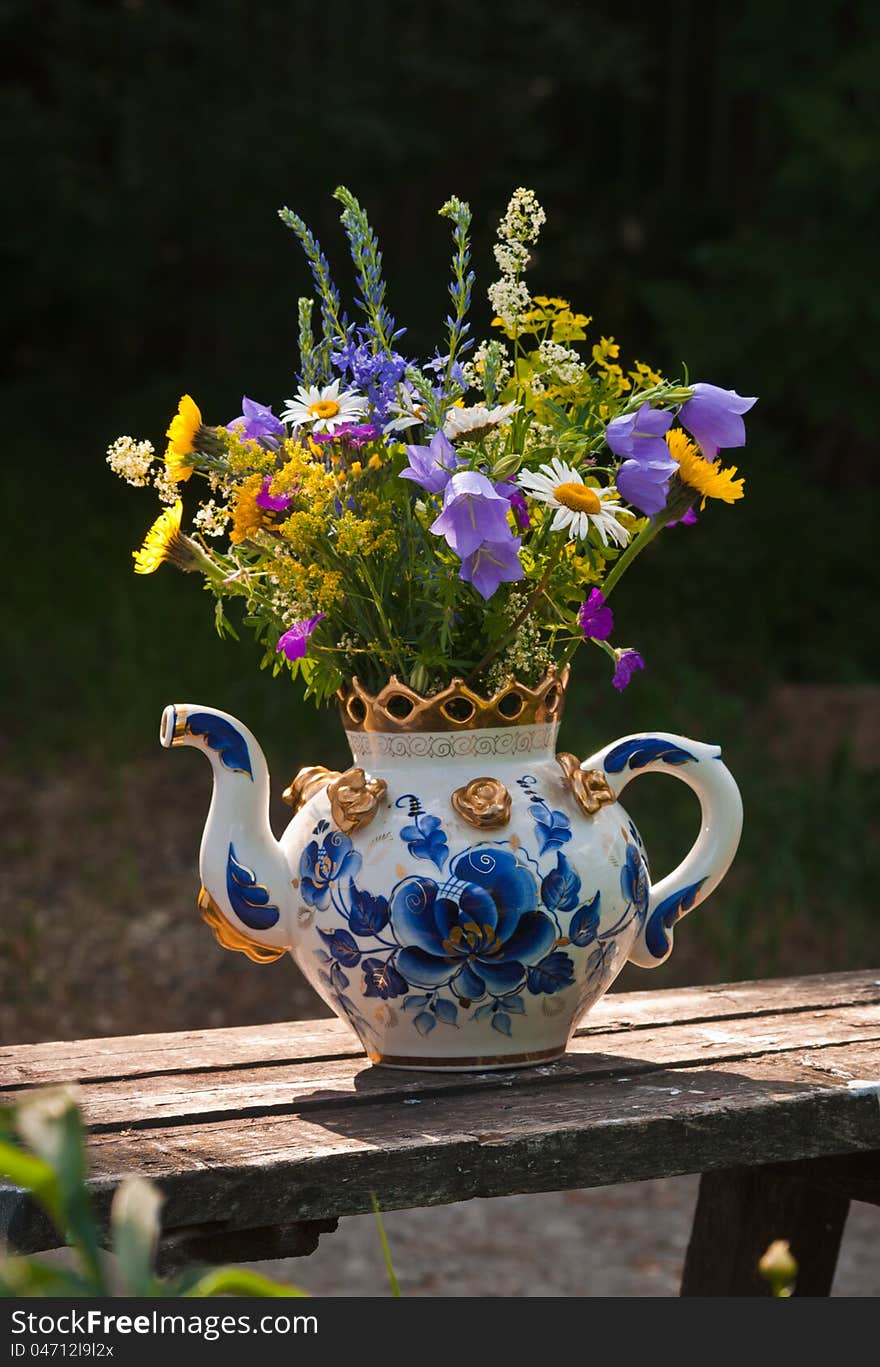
[256,477,294,512]
[459,537,524,600]
[276,613,325,662]
[606,403,677,516]
[430,471,513,558]
[400,431,462,494]
[612,649,645,691]
[679,383,758,458]
[578,589,614,641]
[226,397,286,444]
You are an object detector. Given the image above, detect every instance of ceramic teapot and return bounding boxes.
[160,667,742,1070]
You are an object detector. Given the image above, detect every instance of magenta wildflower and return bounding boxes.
[496,480,531,531]
[256,477,294,512]
[276,613,326,662]
[311,422,379,449]
[578,589,614,641]
[430,470,514,558]
[459,538,524,600]
[679,383,757,458]
[612,650,645,691]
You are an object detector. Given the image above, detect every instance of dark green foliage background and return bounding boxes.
[2,0,878,981]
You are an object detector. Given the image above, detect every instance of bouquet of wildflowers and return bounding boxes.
[108,187,756,702]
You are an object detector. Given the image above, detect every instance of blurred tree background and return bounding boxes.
[1,0,878,1042]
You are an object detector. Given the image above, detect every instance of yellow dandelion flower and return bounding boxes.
[164,394,201,482]
[666,429,745,507]
[133,500,184,574]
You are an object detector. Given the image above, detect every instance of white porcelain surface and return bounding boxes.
[160,704,743,1069]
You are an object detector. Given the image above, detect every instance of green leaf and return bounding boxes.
[0,1141,63,1230]
[184,1268,309,1298]
[370,1193,401,1297]
[0,1256,100,1297]
[111,1177,163,1295]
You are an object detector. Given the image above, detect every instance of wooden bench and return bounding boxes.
[2,969,879,1296]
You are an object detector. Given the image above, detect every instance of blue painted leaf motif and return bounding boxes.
[492,1012,512,1036]
[186,713,253,778]
[399,813,449,870]
[433,998,458,1025]
[225,844,280,930]
[541,852,582,914]
[499,994,525,1015]
[604,737,697,774]
[362,956,408,999]
[526,951,576,996]
[414,1011,437,1036]
[348,881,390,937]
[529,799,572,855]
[402,994,431,1013]
[473,1003,496,1022]
[644,878,708,959]
[329,960,350,992]
[318,926,361,967]
[569,892,601,947]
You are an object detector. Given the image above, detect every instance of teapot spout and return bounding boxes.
[160,704,294,963]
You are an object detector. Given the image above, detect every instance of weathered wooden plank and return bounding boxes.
[5,1040,878,1251]
[4,1003,878,1133]
[2,970,878,1087]
[680,1166,850,1296]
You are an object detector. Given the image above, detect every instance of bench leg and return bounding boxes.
[680,1167,850,1297]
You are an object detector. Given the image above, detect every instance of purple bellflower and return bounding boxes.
[226,397,286,445]
[276,614,325,662]
[612,649,645,691]
[679,383,758,458]
[400,431,463,494]
[430,470,514,558]
[606,404,677,516]
[459,538,524,600]
[578,589,614,641]
[256,477,294,512]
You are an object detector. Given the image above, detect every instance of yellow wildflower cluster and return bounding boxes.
[272,557,346,613]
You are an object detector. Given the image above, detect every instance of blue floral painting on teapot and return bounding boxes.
[303,795,649,1042]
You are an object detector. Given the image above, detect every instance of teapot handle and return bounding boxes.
[580,732,743,968]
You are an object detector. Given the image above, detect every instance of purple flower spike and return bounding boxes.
[430,470,513,558]
[578,589,614,642]
[606,403,677,515]
[226,396,286,443]
[679,383,757,458]
[256,477,294,512]
[612,649,645,691]
[400,431,462,494]
[276,613,326,662]
[459,538,524,600]
[667,506,699,529]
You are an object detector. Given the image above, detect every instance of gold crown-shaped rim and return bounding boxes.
[338,665,569,733]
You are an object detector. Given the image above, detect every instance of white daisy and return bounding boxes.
[442,401,520,441]
[517,457,634,546]
[281,381,368,433]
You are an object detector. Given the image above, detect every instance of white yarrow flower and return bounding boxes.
[281,380,368,433]
[518,458,634,546]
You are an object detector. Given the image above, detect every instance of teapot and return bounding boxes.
[161,668,742,1070]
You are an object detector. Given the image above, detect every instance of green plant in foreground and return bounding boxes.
[0,1089,304,1298]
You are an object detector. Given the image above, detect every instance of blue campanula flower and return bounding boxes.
[679,383,758,458]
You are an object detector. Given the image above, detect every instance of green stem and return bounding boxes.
[601,518,664,600]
